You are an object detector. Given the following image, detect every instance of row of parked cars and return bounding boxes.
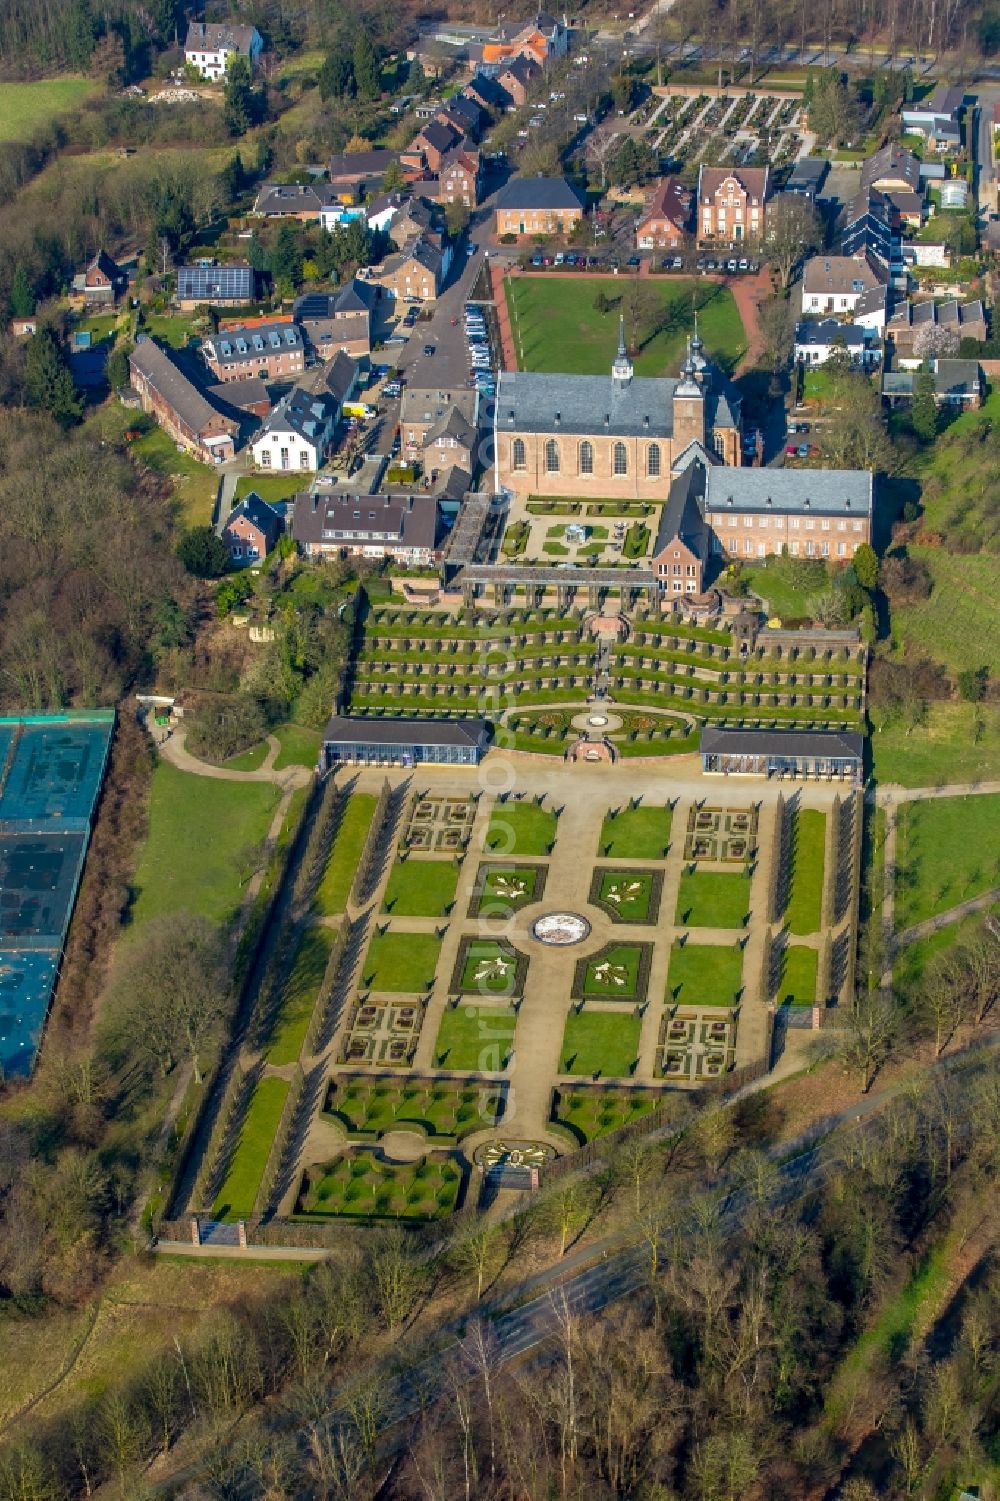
[465,303,496,398]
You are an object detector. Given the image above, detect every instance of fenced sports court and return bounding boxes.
[0,712,114,1077]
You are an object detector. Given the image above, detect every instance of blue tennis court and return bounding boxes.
[0,722,113,829]
[0,949,59,1078]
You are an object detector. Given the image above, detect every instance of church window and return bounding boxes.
[712,431,726,457]
[579,440,593,475]
[544,438,560,472]
[613,441,627,476]
[646,443,661,477]
[512,438,526,470]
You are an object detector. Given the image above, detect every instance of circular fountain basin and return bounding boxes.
[531,912,592,946]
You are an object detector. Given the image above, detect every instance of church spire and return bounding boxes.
[611,314,633,386]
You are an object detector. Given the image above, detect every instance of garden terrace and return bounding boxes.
[573,942,653,1005]
[506,708,699,759]
[657,1010,738,1081]
[589,867,664,924]
[468,862,549,918]
[382,859,460,917]
[683,804,759,862]
[598,803,672,859]
[340,997,427,1067]
[401,793,476,854]
[324,1076,504,1141]
[360,928,443,994]
[551,1085,659,1144]
[675,869,752,928]
[295,1149,466,1221]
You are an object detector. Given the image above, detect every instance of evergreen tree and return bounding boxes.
[852,542,879,592]
[25,329,84,427]
[177,526,229,578]
[9,264,35,319]
[220,151,245,202]
[65,0,97,70]
[106,344,130,391]
[269,221,304,289]
[318,41,356,99]
[353,31,380,100]
[255,135,274,175]
[223,54,259,136]
[911,364,939,442]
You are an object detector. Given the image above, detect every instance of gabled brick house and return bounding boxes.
[696,166,771,248]
[436,148,482,208]
[635,178,692,250]
[223,493,282,566]
[73,250,125,307]
[128,337,238,463]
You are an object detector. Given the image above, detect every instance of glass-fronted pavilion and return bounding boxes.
[323,715,489,768]
[701,727,864,784]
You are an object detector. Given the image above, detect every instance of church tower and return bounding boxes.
[611,315,633,387]
[672,337,705,451]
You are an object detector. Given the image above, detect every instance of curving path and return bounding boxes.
[893,887,1000,953]
[158,729,311,789]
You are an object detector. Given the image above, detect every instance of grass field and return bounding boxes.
[892,548,1000,675]
[777,945,818,1007]
[553,1086,657,1143]
[235,474,308,503]
[131,762,280,930]
[130,426,218,528]
[742,555,828,620]
[676,870,752,928]
[892,906,998,997]
[433,1003,517,1070]
[506,275,747,375]
[0,78,98,141]
[314,794,377,916]
[213,1076,289,1220]
[361,929,442,992]
[560,1009,642,1077]
[666,941,744,1006]
[786,809,826,935]
[872,701,1000,789]
[458,939,523,996]
[383,859,460,917]
[272,724,321,770]
[264,926,334,1065]
[598,804,672,859]
[894,795,1000,932]
[297,1151,464,1220]
[485,800,558,855]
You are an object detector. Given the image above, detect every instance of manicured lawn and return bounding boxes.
[0,78,99,141]
[777,944,818,1008]
[457,939,523,996]
[895,795,1000,932]
[131,762,280,930]
[130,425,218,527]
[383,859,460,917]
[433,1003,517,1070]
[581,943,647,1000]
[314,794,377,916]
[553,1086,657,1143]
[326,1078,502,1138]
[741,555,828,620]
[235,474,308,504]
[786,809,826,935]
[506,275,747,376]
[141,311,202,349]
[559,1009,642,1077]
[598,804,672,859]
[361,929,442,992]
[212,1076,289,1221]
[264,926,335,1065]
[476,863,542,911]
[297,1151,464,1220]
[485,800,558,855]
[665,942,744,1006]
[675,870,751,928]
[224,740,270,772]
[272,723,322,770]
[595,869,655,922]
[892,906,998,997]
[872,702,1000,789]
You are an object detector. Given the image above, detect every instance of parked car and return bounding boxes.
[726,259,738,273]
[423,344,436,356]
[627,255,640,268]
[531,253,543,266]
[785,444,798,456]
[382,382,402,398]
[797,444,811,458]
[738,258,749,271]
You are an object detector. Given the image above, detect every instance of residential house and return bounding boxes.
[861,144,921,195]
[402,119,464,174]
[294,280,377,361]
[801,253,887,315]
[252,182,343,220]
[401,385,478,454]
[696,166,771,247]
[223,493,282,566]
[366,192,437,247]
[206,377,271,420]
[886,297,988,355]
[703,466,874,561]
[202,319,304,384]
[176,263,254,309]
[494,176,584,238]
[635,177,692,250]
[250,385,339,472]
[794,318,882,367]
[783,157,829,200]
[304,349,360,413]
[853,284,890,333]
[483,12,569,66]
[73,249,125,307]
[328,149,397,203]
[436,148,483,208]
[292,490,444,563]
[128,337,238,463]
[496,56,540,108]
[901,85,964,152]
[375,238,449,303]
[422,406,478,475]
[882,357,982,408]
[463,73,514,116]
[841,188,898,268]
[184,21,263,80]
[436,96,484,138]
[10,317,36,337]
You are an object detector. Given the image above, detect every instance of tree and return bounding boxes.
[584,129,618,191]
[270,221,304,291]
[807,68,862,146]
[220,151,245,202]
[766,194,821,289]
[352,31,380,101]
[911,363,939,441]
[319,40,356,99]
[25,329,83,428]
[920,952,966,1056]
[839,992,896,1092]
[177,525,229,578]
[820,359,895,471]
[105,343,130,391]
[853,542,879,591]
[223,54,260,136]
[913,322,960,359]
[957,665,989,701]
[9,264,35,319]
[611,70,639,115]
[382,159,405,192]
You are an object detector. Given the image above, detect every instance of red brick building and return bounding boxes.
[696,165,771,248]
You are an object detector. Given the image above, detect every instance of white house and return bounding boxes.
[801,253,887,316]
[185,21,264,81]
[250,386,338,474]
[794,319,881,368]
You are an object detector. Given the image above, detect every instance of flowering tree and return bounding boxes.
[913,323,960,359]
